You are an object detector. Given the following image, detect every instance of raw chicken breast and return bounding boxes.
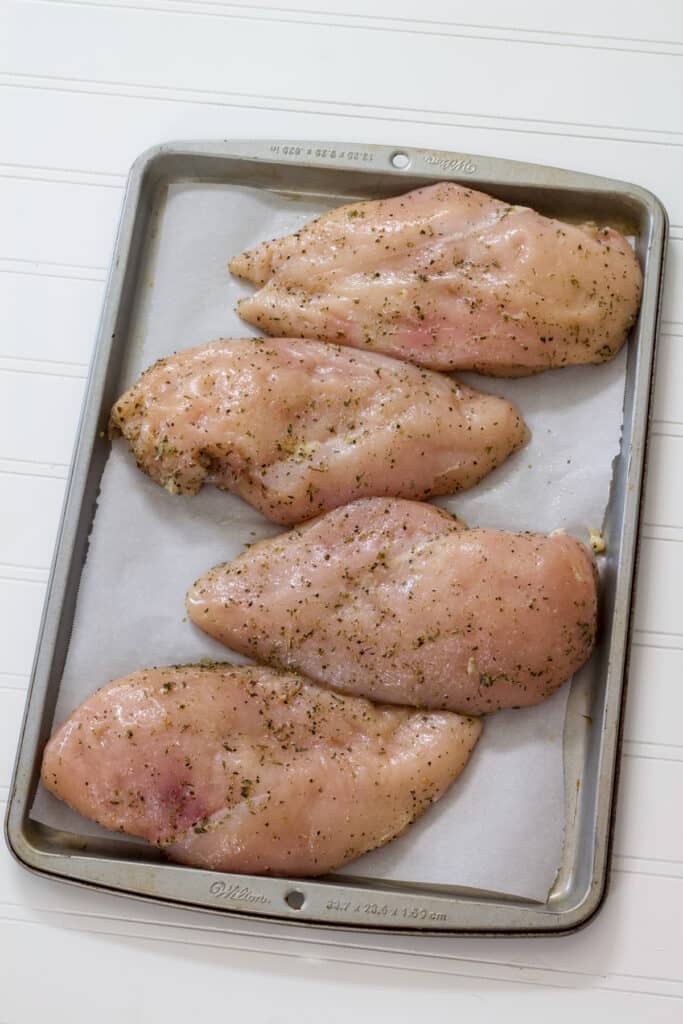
[187,498,598,715]
[41,664,481,876]
[231,182,642,376]
[109,337,528,524]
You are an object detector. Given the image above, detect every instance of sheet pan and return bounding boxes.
[5,140,668,934]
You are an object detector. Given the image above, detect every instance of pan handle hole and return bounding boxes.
[390,151,411,170]
[285,889,306,910]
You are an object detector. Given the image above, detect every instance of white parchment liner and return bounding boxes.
[32,184,627,901]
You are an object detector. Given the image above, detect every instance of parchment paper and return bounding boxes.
[32,184,627,901]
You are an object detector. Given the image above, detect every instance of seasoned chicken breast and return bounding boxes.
[231,182,642,376]
[187,498,598,715]
[109,337,528,524]
[41,664,481,876]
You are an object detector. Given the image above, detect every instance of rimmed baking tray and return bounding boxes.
[5,140,667,934]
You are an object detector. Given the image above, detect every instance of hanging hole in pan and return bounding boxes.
[285,889,306,910]
[390,151,411,170]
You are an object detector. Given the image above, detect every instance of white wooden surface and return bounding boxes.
[2,1,682,1018]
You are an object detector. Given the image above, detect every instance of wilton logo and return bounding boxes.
[209,881,270,904]
[424,154,477,174]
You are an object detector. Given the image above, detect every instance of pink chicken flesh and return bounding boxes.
[187,498,598,715]
[41,664,481,876]
[109,337,528,524]
[230,182,642,376]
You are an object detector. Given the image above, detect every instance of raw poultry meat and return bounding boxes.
[110,337,528,524]
[230,182,642,376]
[187,497,598,715]
[41,664,481,876]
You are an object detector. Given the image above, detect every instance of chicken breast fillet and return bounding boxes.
[230,182,642,376]
[41,664,481,876]
[109,338,528,524]
[187,498,598,715]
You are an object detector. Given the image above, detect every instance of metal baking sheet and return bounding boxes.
[5,140,667,934]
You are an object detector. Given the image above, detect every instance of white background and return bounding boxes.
[1,0,682,1019]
